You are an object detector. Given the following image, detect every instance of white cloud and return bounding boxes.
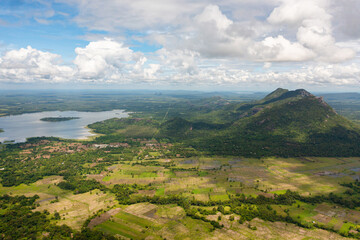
[58,0,204,31]
[57,0,277,31]
[0,43,359,89]
[254,35,315,62]
[267,0,330,26]
[150,2,353,63]
[183,5,252,58]
[0,46,73,83]
[56,0,358,64]
[157,48,199,75]
[2,1,360,90]
[143,64,160,80]
[331,0,360,39]
[195,5,233,30]
[268,0,355,62]
[73,38,144,80]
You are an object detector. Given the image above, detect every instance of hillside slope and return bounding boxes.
[160,88,360,157]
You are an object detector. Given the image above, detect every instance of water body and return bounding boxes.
[0,110,128,143]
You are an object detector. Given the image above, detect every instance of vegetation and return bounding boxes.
[57,177,107,194]
[86,88,360,157]
[0,145,113,187]
[0,194,116,239]
[1,89,360,239]
[40,117,80,122]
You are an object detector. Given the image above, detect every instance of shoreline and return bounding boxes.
[0,108,132,118]
[0,110,134,144]
[77,126,104,142]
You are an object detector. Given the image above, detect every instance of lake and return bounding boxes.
[0,110,128,143]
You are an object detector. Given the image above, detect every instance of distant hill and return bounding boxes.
[322,92,360,101]
[159,88,360,157]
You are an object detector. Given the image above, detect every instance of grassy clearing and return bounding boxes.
[114,211,155,228]
[289,201,317,222]
[139,172,158,178]
[192,188,211,194]
[340,222,354,234]
[149,151,161,157]
[96,220,145,239]
[210,193,229,201]
[156,205,186,219]
[116,125,157,138]
[156,187,165,196]
[0,176,68,199]
[101,164,164,183]
[198,171,209,177]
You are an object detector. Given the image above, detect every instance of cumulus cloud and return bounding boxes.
[331,0,360,39]
[195,4,233,30]
[253,36,315,62]
[143,64,160,80]
[1,42,359,89]
[268,0,355,62]
[55,0,357,64]
[74,38,143,80]
[267,0,329,26]
[157,48,199,75]
[73,38,173,85]
[0,46,73,83]
[1,1,360,89]
[73,38,164,83]
[163,2,354,63]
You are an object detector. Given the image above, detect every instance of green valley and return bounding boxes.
[1,89,360,239]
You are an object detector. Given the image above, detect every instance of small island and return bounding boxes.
[40,117,80,122]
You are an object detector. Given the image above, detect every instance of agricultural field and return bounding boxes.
[1,136,360,239]
[88,156,360,197]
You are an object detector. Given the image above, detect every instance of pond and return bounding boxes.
[0,110,128,143]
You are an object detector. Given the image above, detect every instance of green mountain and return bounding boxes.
[261,87,290,102]
[160,88,360,157]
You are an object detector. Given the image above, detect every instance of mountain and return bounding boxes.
[159,88,360,157]
[261,87,289,102]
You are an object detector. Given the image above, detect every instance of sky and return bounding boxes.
[0,0,359,92]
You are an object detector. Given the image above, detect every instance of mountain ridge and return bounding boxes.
[159,88,360,157]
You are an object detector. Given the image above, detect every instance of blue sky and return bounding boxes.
[0,0,86,60]
[0,0,359,91]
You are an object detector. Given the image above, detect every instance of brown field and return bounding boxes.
[36,189,116,230]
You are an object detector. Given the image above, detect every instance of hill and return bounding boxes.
[159,88,360,157]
